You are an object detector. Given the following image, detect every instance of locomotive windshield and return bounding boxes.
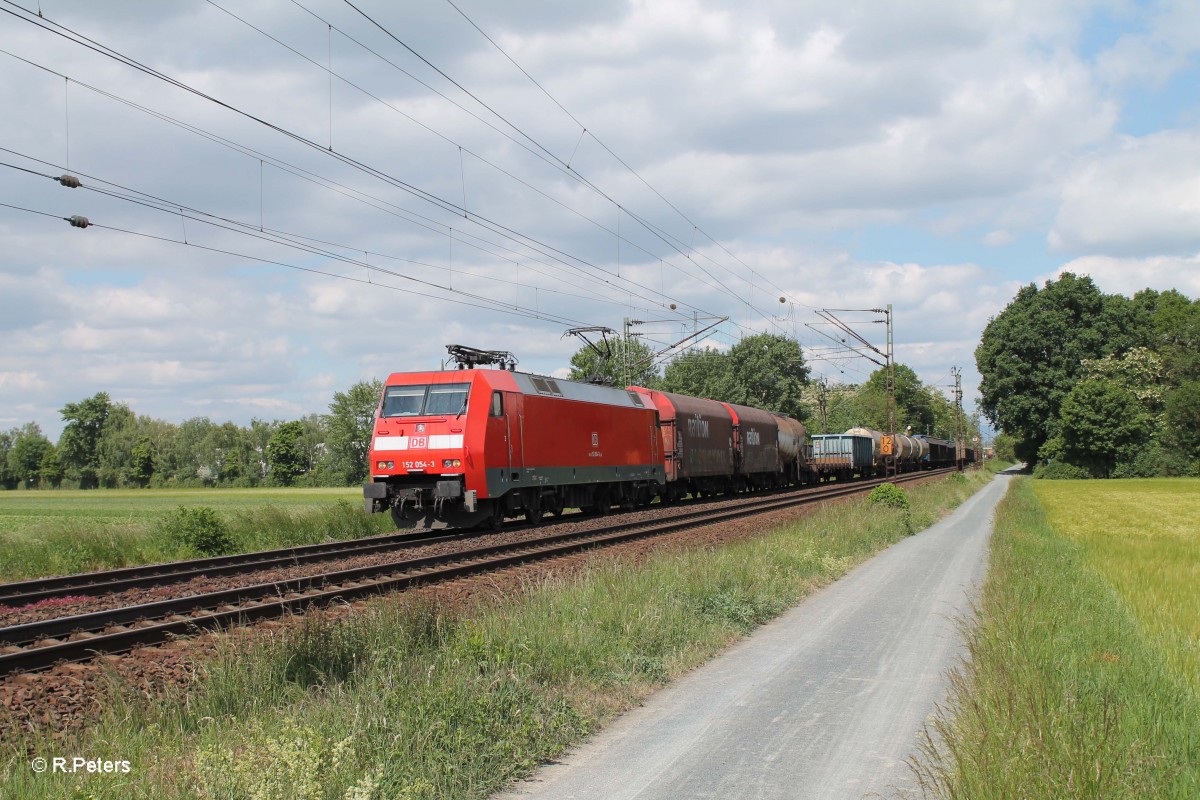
[382,383,470,417]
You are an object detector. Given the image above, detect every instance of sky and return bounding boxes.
[1,0,1198,440]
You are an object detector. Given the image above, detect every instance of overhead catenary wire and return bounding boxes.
[0,44,701,323]
[228,0,771,332]
[0,157,668,324]
[341,0,789,336]
[0,3,711,323]
[227,0,783,336]
[439,0,818,317]
[1,1,816,355]
[0,197,596,327]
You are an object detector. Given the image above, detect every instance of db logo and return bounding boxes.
[410,437,428,449]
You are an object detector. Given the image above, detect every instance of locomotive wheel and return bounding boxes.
[524,506,544,525]
[479,502,504,531]
[389,504,410,529]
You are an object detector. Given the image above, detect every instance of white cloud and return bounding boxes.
[1050,129,1200,256]
[0,0,1190,443]
[1094,0,1200,88]
[1048,254,1200,297]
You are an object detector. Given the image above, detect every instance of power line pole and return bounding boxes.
[816,378,829,434]
[884,304,896,478]
[805,306,896,476]
[952,366,965,471]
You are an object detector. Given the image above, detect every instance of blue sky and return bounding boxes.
[1,0,1198,440]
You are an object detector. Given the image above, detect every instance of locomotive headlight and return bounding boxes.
[442,459,461,468]
[377,460,394,470]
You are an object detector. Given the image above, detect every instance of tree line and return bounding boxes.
[0,381,382,490]
[976,274,1200,478]
[570,332,976,442]
[2,332,982,491]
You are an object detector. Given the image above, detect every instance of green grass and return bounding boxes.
[1,471,992,800]
[0,488,392,583]
[916,478,1200,799]
[1033,478,1200,693]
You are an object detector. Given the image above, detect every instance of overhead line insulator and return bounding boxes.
[56,175,82,188]
[66,215,90,228]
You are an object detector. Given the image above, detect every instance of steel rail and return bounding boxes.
[0,528,468,607]
[0,469,935,606]
[0,469,951,676]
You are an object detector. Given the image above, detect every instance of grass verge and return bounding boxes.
[1,471,990,800]
[914,478,1200,799]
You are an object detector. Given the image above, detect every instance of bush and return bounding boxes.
[867,483,910,511]
[1032,460,1093,480]
[1112,442,1198,478]
[160,505,235,556]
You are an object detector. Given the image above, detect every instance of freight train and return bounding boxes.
[363,348,971,530]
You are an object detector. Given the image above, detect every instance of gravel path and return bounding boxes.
[497,472,1011,800]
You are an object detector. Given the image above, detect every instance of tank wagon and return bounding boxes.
[774,414,809,486]
[843,427,923,472]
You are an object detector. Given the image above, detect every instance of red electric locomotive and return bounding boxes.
[364,347,663,529]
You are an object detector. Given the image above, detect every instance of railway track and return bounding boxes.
[0,469,951,677]
[0,528,467,608]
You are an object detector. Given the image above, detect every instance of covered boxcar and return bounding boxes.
[721,401,781,487]
[916,435,955,468]
[628,386,734,500]
[365,369,663,528]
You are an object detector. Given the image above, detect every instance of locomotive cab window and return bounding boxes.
[427,383,470,415]
[490,391,504,417]
[382,383,470,417]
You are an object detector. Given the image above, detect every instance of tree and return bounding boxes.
[95,403,138,487]
[724,334,809,420]
[992,432,1017,463]
[975,273,1128,463]
[58,392,114,488]
[1150,290,1200,383]
[325,379,383,485]
[857,365,941,435]
[8,423,52,489]
[39,445,64,488]
[297,413,329,481]
[267,421,307,486]
[0,429,15,490]
[1080,347,1166,418]
[660,346,732,399]
[1059,380,1152,478]
[1163,381,1200,460]
[129,435,156,487]
[568,337,660,388]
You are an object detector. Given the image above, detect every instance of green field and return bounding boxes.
[1033,479,1200,692]
[919,478,1200,798]
[0,487,363,531]
[0,487,388,584]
